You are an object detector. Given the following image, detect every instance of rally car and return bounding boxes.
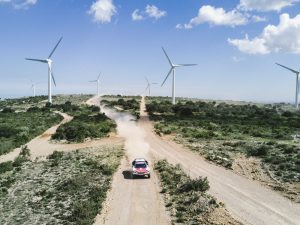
[131,158,150,178]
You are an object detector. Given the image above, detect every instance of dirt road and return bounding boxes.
[138,97,300,225]
[91,97,170,225]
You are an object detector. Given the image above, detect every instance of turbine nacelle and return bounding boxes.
[172,64,181,68]
[46,59,53,66]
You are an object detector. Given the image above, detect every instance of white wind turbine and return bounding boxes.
[145,77,157,96]
[161,47,197,104]
[276,63,299,109]
[30,80,38,97]
[25,37,63,103]
[90,73,101,96]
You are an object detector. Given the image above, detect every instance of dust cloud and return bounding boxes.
[101,106,150,161]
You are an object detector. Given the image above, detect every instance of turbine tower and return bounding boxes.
[30,80,37,97]
[90,73,101,96]
[145,77,157,96]
[161,47,197,105]
[275,63,299,109]
[26,37,63,103]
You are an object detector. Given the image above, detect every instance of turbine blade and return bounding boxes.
[51,72,56,87]
[48,37,63,59]
[177,64,197,67]
[161,68,173,87]
[25,58,47,63]
[89,80,97,82]
[275,63,299,74]
[162,47,173,66]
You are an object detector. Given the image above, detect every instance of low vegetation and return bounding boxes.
[146,98,300,201]
[52,103,116,142]
[0,107,62,156]
[0,95,93,156]
[0,94,91,111]
[155,160,242,225]
[51,94,93,105]
[0,145,124,225]
[101,95,141,118]
[0,96,48,111]
[235,141,300,183]
[147,100,300,141]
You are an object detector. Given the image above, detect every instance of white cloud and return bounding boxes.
[251,15,267,22]
[88,0,116,24]
[15,0,37,9]
[0,0,37,9]
[132,5,166,22]
[228,13,300,54]
[238,0,298,12]
[228,34,269,54]
[176,5,248,29]
[132,9,143,21]
[145,5,166,19]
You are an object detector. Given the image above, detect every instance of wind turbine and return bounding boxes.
[275,63,299,109]
[30,80,38,97]
[25,37,63,103]
[90,73,101,96]
[145,77,157,96]
[161,47,197,105]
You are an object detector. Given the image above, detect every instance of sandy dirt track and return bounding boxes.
[94,157,170,225]
[90,96,170,225]
[138,97,300,225]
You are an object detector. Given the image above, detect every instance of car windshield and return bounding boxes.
[135,163,147,168]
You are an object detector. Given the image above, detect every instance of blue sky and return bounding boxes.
[0,0,300,103]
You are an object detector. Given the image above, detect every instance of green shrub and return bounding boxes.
[178,177,210,193]
[53,110,115,142]
[48,151,64,160]
[246,145,269,157]
[2,108,14,113]
[155,160,219,224]
[13,156,28,168]
[0,161,13,174]
[47,151,64,166]
[20,145,30,158]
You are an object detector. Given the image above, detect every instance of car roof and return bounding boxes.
[134,158,146,162]
[134,158,146,161]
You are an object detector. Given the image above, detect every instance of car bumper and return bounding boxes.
[132,172,150,176]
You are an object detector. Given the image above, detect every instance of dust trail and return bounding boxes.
[101,106,150,161]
